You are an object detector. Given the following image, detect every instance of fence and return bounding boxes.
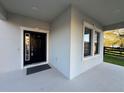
[104,47,124,57]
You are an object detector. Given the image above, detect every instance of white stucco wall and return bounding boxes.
[0,6,103,79]
[50,6,103,79]
[0,13,49,74]
[70,7,103,79]
[7,13,49,31]
[50,7,71,79]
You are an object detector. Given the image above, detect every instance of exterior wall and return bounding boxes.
[7,13,49,31]
[50,6,103,79]
[50,7,71,79]
[0,13,49,74]
[70,7,103,79]
[0,5,103,79]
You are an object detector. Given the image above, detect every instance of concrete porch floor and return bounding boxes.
[0,63,124,92]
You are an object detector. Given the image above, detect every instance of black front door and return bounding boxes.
[24,30,47,66]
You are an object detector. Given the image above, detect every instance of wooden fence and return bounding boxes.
[104,47,124,57]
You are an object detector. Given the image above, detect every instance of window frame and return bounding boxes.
[82,22,94,59]
[94,31,100,55]
[82,22,102,61]
[83,27,93,57]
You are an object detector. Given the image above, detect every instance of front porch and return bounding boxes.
[0,63,124,92]
[0,0,124,92]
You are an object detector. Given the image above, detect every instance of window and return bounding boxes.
[84,27,92,57]
[83,22,101,59]
[94,31,100,54]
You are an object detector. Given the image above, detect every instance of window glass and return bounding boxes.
[94,31,100,54]
[84,27,92,57]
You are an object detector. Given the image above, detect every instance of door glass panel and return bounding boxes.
[25,33,30,61]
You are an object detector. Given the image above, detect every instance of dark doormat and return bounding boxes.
[26,64,51,75]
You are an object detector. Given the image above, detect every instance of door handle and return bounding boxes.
[31,47,34,56]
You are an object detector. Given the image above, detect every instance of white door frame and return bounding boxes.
[21,27,49,69]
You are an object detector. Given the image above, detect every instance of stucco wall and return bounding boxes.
[0,13,49,74]
[50,6,103,79]
[50,7,71,79]
[70,7,103,79]
[7,13,49,31]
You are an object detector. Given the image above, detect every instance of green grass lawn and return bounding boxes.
[104,54,124,67]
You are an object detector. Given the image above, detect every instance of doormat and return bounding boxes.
[26,64,51,75]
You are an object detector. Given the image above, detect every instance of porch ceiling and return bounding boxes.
[0,0,124,26]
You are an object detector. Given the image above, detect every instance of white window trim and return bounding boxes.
[82,22,102,62]
[20,27,49,69]
[94,27,102,56]
[82,22,94,60]
[93,30,101,56]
